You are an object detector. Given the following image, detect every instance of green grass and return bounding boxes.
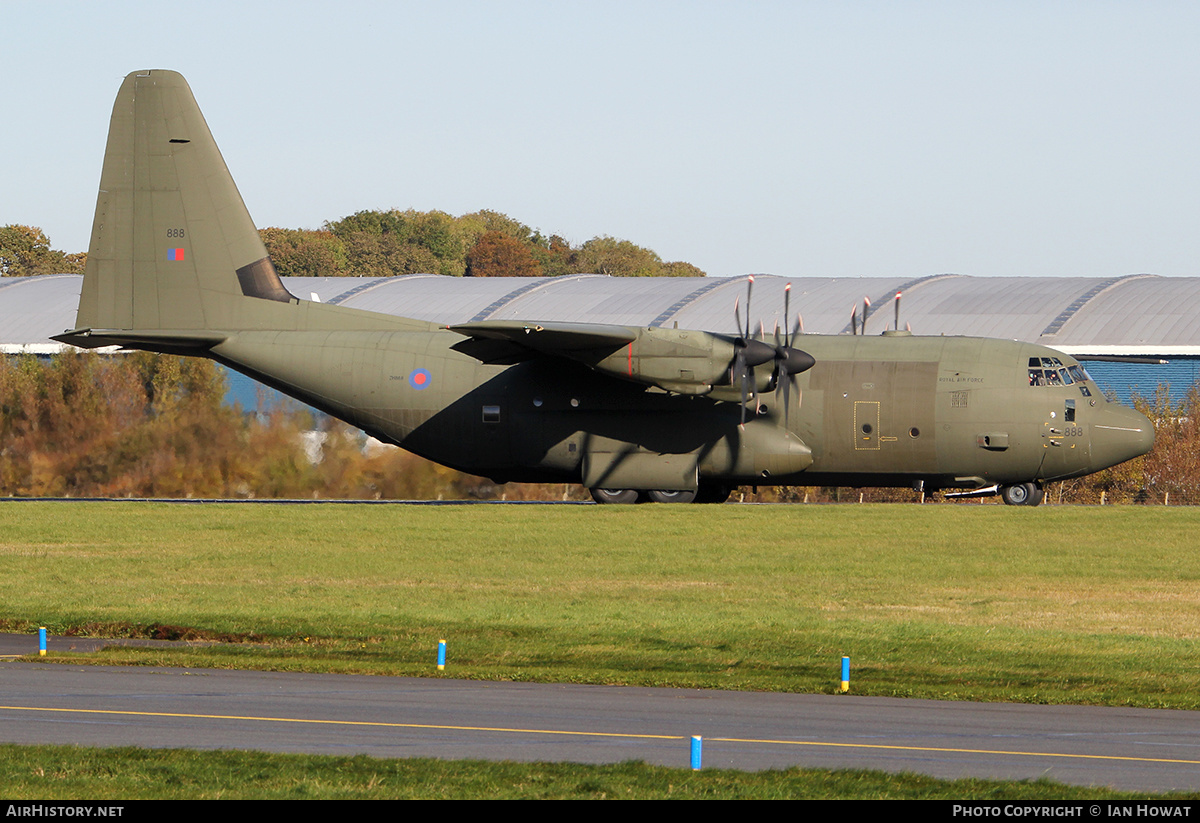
[2,502,1200,707]
[0,743,1191,800]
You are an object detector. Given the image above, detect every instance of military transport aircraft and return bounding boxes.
[54,70,1155,505]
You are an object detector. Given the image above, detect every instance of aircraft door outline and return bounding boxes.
[854,400,880,450]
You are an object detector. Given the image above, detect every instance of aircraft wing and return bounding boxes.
[449,320,636,353]
[450,320,750,396]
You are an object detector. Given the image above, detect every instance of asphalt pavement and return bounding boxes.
[0,656,1197,792]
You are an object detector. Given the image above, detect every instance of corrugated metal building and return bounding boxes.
[4,272,1198,405]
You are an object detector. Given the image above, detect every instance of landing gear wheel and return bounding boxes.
[1000,482,1043,506]
[589,488,640,505]
[645,489,698,504]
[694,483,733,504]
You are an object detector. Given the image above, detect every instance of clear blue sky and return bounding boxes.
[6,1,1200,279]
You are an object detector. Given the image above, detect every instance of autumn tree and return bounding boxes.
[325,209,470,276]
[465,231,542,277]
[562,236,700,277]
[458,210,535,244]
[259,228,348,277]
[0,225,85,276]
[530,233,574,277]
[313,209,706,278]
[658,261,706,277]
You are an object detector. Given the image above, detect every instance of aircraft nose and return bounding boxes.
[1090,403,1155,471]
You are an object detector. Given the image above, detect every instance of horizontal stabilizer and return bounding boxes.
[51,328,228,353]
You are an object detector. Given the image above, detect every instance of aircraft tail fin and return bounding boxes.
[72,70,295,337]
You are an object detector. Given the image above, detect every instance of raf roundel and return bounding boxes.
[409,368,432,390]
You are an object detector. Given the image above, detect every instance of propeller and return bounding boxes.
[731,276,775,425]
[767,283,816,428]
[731,277,815,427]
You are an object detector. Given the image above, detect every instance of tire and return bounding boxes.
[1000,482,1042,506]
[645,489,698,504]
[589,488,640,505]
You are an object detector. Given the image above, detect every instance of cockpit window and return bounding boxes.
[1028,356,1089,389]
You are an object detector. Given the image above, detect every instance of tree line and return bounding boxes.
[265,209,705,278]
[0,225,86,277]
[1,211,705,279]
[0,351,582,500]
[2,351,1195,504]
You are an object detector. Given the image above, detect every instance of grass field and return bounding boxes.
[0,743,1191,800]
[1,501,1198,709]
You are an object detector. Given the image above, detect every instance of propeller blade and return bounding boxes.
[780,363,791,428]
[736,347,749,426]
[894,290,902,331]
[776,356,814,428]
[744,275,754,339]
[783,282,791,345]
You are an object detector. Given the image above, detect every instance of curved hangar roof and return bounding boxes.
[3,272,1198,357]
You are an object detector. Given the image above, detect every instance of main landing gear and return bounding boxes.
[588,488,640,504]
[588,483,733,505]
[1000,482,1045,507]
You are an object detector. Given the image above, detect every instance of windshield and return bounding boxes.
[1029,356,1092,393]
